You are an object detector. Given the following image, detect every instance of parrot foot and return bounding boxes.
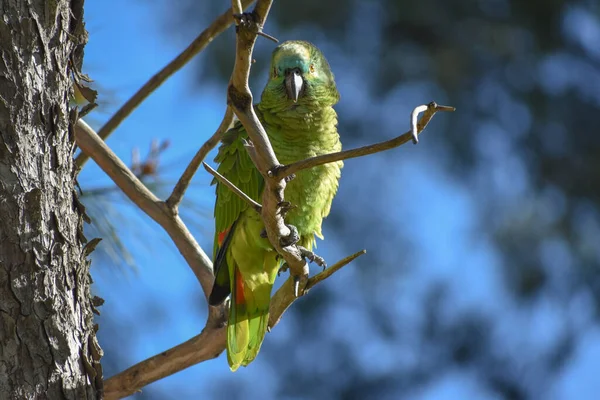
[277,201,297,217]
[278,262,289,276]
[280,224,300,247]
[233,12,279,44]
[268,165,296,182]
[277,246,326,276]
[298,246,327,270]
[232,12,256,30]
[261,202,295,239]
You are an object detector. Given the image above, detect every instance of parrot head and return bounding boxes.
[261,40,339,109]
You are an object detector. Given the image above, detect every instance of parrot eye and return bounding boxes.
[309,64,315,74]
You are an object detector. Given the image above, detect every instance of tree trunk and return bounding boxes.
[0,1,102,398]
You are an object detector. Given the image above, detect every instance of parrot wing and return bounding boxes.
[208,122,264,306]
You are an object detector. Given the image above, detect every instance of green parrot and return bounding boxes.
[208,40,342,371]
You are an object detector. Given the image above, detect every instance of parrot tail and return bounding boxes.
[227,266,273,371]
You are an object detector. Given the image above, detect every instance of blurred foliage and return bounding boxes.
[94,0,600,398]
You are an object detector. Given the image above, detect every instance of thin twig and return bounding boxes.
[202,162,262,213]
[74,119,214,297]
[268,249,367,328]
[242,140,262,168]
[166,107,234,210]
[307,249,366,290]
[81,180,205,198]
[257,31,279,43]
[74,0,255,169]
[273,102,456,179]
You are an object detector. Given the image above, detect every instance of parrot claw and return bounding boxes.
[284,173,296,183]
[233,12,254,28]
[268,164,292,180]
[280,224,300,247]
[260,229,268,238]
[278,262,289,276]
[277,201,297,217]
[298,246,327,270]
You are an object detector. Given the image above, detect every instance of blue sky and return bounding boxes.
[84,2,600,399]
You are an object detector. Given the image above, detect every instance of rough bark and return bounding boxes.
[0,1,102,399]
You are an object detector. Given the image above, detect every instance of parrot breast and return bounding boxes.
[260,106,342,249]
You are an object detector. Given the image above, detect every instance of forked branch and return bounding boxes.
[74,119,215,297]
[102,249,364,399]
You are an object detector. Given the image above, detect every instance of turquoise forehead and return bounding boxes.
[272,42,312,71]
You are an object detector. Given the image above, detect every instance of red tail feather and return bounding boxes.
[217,228,230,247]
[235,268,245,305]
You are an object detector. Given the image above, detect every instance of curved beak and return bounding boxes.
[285,68,304,102]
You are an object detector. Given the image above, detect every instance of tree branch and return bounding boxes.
[103,249,365,399]
[74,0,255,169]
[227,0,313,292]
[273,102,456,179]
[74,119,214,297]
[166,107,234,211]
[228,6,279,170]
[202,162,262,213]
